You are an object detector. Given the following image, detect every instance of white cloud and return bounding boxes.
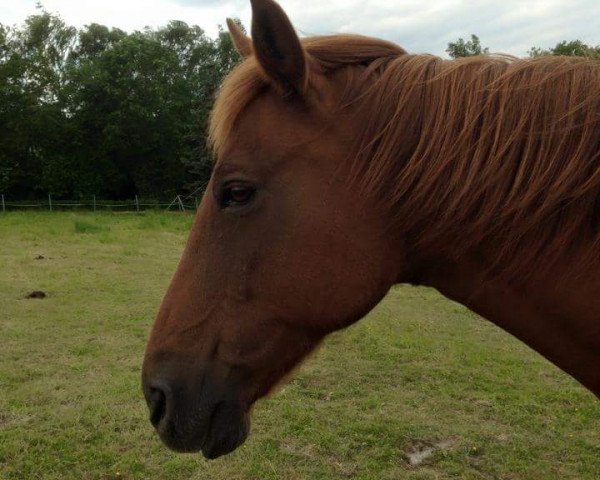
[2,0,599,56]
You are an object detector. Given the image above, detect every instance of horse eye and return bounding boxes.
[220,184,256,208]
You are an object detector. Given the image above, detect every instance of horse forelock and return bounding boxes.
[209,34,600,279]
[208,34,406,156]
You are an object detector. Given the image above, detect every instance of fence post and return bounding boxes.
[1,194,5,213]
[93,195,96,212]
[194,197,198,209]
[135,195,140,212]
[177,195,185,212]
[166,196,177,211]
[48,194,52,212]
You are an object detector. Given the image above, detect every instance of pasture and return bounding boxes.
[0,212,598,479]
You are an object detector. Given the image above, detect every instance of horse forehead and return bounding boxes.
[223,92,324,159]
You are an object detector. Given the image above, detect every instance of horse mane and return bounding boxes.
[209,35,600,279]
[208,34,405,154]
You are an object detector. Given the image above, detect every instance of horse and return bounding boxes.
[142,0,600,459]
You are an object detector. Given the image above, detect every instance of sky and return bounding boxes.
[1,0,599,57]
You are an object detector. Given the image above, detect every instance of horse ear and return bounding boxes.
[226,18,252,58]
[250,0,308,95]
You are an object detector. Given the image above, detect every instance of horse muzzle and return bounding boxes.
[141,356,250,459]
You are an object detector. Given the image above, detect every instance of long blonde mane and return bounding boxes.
[210,34,600,277]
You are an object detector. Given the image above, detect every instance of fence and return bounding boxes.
[0,194,201,213]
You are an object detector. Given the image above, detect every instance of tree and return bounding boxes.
[529,40,600,59]
[446,34,489,59]
[0,10,241,199]
[182,20,243,193]
[0,7,76,197]
[0,23,24,193]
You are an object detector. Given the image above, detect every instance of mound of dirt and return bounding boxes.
[403,437,459,467]
[26,291,47,299]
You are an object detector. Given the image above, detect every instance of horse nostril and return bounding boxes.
[149,387,167,428]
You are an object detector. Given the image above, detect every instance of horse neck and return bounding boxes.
[409,252,600,398]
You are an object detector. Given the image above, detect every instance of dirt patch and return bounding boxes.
[0,412,34,428]
[26,291,47,299]
[279,437,317,458]
[34,254,46,260]
[403,437,459,467]
[330,459,358,477]
[281,438,358,477]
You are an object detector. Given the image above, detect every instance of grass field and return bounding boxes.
[0,212,599,480]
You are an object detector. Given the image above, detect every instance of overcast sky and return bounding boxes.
[1,0,599,57]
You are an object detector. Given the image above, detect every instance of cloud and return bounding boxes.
[274,0,600,56]
[170,0,244,5]
[2,0,599,56]
[170,0,223,4]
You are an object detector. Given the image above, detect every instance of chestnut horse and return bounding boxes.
[143,0,600,459]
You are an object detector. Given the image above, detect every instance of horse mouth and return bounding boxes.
[156,400,250,459]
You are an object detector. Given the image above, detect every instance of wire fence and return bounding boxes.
[0,194,202,213]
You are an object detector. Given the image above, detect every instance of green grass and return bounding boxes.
[0,212,598,479]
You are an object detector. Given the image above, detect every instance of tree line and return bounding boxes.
[1,7,598,200]
[0,7,240,200]
[446,34,600,59]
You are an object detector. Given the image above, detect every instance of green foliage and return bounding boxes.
[446,34,489,59]
[529,39,600,58]
[0,8,241,200]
